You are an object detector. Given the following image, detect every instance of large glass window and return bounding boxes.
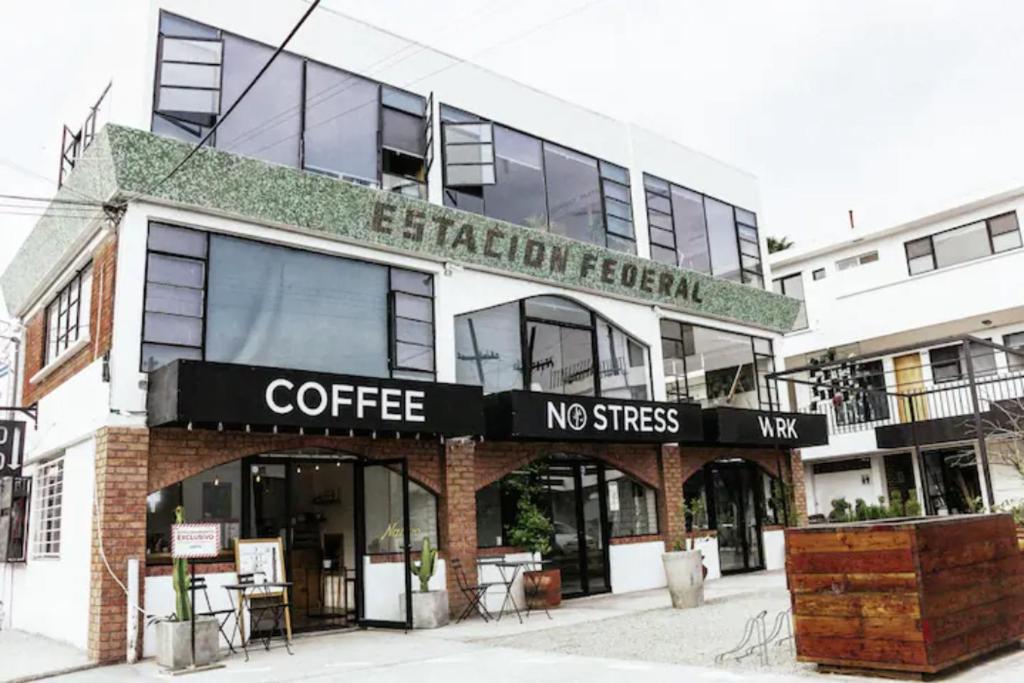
[141,223,435,378]
[905,212,1021,275]
[151,12,427,197]
[146,461,242,562]
[772,272,807,329]
[643,173,762,287]
[661,319,775,409]
[44,265,92,366]
[1005,331,1024,371]
[605,469,658,537]
[455,296,651,399]
[441,106,635,253]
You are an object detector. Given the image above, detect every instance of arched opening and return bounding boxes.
[454,295,652,399]
[683,457,787,575]
[476,452,659,598]
[144,447,439,633]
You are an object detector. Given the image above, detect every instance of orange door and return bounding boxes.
[893,353,928,422]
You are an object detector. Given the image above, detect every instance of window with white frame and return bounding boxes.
[1004,332,1024,371]
[835,251,878,271]
[44,265,92,366]
[904,212,1022,275]
[33,458,64,558]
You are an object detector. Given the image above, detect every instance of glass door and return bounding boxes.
[707,461,765,574]
[356,459,412,629]
[539,460,610,598]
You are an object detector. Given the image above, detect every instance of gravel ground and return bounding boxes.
[480,586,820,677]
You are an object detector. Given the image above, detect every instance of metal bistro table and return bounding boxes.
[483,558,554,623]
[223,580,294,661]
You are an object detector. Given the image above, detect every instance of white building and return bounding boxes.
[771,186,1024,519]
[0,0,812,664]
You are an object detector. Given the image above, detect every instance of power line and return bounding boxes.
[0,193,105,207]
[0,158,101,204]
[221,0,603,162]
[144,0,323,197]
[217,0,516,153]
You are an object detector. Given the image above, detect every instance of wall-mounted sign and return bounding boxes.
[147,360,484,436]
[171,523,221,559]
[484,390,703,443]
[0,421,26,477]
[701,407,828,448]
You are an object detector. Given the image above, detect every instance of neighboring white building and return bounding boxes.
[771,186,1024,519]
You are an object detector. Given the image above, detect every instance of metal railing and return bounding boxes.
[58,82,111,188]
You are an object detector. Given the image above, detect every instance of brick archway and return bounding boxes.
[474,441,662,491]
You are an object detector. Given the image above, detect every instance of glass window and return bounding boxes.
[929,345,962,383]
[661,320,772,409]
[837,251,879,271]
[705,198,741,282]
[933,222,991,269]
[443,122,496,187]
[524,296,592,326]
[772,273,807,329]
[44,265,92,366]
[475,477,524,548]
[206,235,389,376]
[526,321,595,396]
[32,458,64,558]
[544,143,604,246]
[146,461,242,561]
[303,63,380,183]
[1005,331,1024,371]
[216,34,302,167]
[483,126,547,229]
[606,469,658,537]
[682,469,709,531]
[597,320,650,399]
[155,34,222,129]
[812,268,826,280]
[990,212,1022,252]
[364,467,437,554]
[142,223,206,372]
[671,186,711,274]
[454,302,523,393]
[833,360,890,425]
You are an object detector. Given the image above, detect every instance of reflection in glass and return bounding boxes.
[544,144,604,246]
[671,186,711,273]
[526,322,595,396]
[483,127,548,229]
[454,302,523,393]
[705,197,741,281]
[597,321,650,399]
[303,63,379,182]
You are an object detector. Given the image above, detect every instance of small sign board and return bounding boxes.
[0,421,26,477]
[171,523,221,559]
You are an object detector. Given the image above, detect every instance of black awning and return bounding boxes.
[483,390,703,443]
[147,360,484,437]
[700,406,829,448]
[875,414,984,449]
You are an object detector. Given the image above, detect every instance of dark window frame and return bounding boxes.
[642,172,763,288]
[153,11,429,198]
[43,264,92,367]
[139,221,437,379]
[903,211,1022,276]
[660,319,777,410]
[772,272,807,329]
[812,268,826,281]
[439,104,636,254]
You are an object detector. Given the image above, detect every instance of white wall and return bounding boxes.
[2,438,95,649]
[362,556,447,623]
[609,541,666,594]
[142,570,242,658]
[762,529,785,571]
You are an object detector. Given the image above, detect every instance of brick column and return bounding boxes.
[659,444,685,549]
[441,438,477,617]
[789,448,808,527]
[89,427,150,663]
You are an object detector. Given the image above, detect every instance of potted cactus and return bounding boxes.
[155,506,220,670]
[400,538,449,629]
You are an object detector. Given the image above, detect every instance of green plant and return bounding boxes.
[771,478,799,528]
[172,505,191,622]
[410,537,437,592]
[888,490,906,518]
[681,496,709,551]
[507,496,553,555]
[828,497,852,523]
[767,236,794,254]
[854,498,868,521]
[905,490,923,517]
[996,499,1024,526]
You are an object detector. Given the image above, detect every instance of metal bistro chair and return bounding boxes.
[188,575,238,654]
[450,558,495,623]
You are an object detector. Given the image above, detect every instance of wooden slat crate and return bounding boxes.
[786,514,1024,677]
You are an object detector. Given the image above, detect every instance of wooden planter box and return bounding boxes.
[785,514,1024,677]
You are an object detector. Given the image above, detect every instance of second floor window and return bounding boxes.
[44,265,92,366]
[643,174,763,288]
[152,12,429,199]
[772,272,807,329]
[454,295,651,399]
[660,320,776,409]
[441,106,636,254]
[141,222,435,381]
[905,212,1021,275]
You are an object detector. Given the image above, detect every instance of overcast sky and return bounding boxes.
[3,0,1024,275]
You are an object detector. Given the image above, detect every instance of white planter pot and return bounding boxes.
[155,617,220,670]
[400,590,450,629]
[662,550,704,609]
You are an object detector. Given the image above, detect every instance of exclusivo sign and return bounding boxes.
[484,390,703,443]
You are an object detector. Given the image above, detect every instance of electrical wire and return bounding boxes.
[0,193,105,207]
[0,158,102,204]
[217,0,517,153]
[145,0,323,197]
[218,0,603,161]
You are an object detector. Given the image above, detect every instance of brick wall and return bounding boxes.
[89,426,150,664]
[22,232,117,406]
[659,444,685,548]
[441,439,477,617]
[789,449,808,526]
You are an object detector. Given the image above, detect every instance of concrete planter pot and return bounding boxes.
[400,590,450,629]
[155,617,220,670]
[662,549,705,609]
[524,568,562,609]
